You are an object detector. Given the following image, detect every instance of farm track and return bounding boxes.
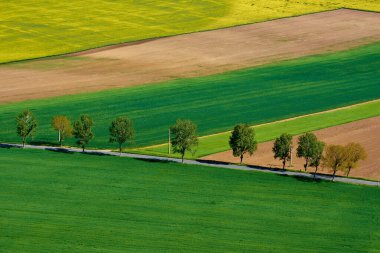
[1,9,380,104]
[1,143,378,187]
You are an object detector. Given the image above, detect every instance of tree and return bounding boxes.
[51,115,73,146]
[229,124,257,164]
[16,109,37,147]
[170,119,198,163]
[343,143,367,177]
[73,115,94,152]
[297,132,319,171]
[322,145,346,181]
[272,133,293,170]
[109,116,134,154]
[309,141,325,180]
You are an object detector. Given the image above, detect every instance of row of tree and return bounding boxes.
[15,110,366,180]
[228,124,367,181]
[16,110,134,153]
[15,110,196,160]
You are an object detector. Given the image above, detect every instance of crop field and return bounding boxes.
[1,1,380,63]
[2,9,379,103]
[0,43,379,149]
[0,148,379,252]
[144,100,380,158]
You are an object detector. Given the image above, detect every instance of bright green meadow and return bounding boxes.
[0,148,379,252]
[1,0,380,63]
[0,43,379,149]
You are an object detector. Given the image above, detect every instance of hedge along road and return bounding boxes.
[0,43,379,149]
[1,143,379,187]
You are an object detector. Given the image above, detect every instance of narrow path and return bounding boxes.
[1,143,379,187]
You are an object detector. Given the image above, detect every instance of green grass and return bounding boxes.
[1,0,380,63]
[0,148,379,252]
[0,43,379,149]
[143,100,380,158]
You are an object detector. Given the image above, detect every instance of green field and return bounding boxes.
[142,100,380,158]
[0,148,379,252]
[0,43,379,149]
[1,0,379,63]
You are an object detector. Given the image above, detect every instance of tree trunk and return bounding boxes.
[346,167,352,177]
[22,136,26,147]
[182,153,185,163]
[313,166,318,180]
[332,170,337,181]
[282,159,286,170]
[304,158,309,171]
[82,146,85,153]
[119,143,122,155]
[240,154,244,165]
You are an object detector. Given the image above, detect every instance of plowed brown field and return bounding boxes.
[1,9,380,104]
[202,116,380,181]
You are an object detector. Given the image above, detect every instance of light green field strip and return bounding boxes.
[138,100,380,158]
[1,0,379,63]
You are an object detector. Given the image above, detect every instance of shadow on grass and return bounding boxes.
[83,151,113,157]
[196,159,230,166]
[279,173,323,183]
[247,164,289,173]
[133,157,174,164]
[29,140,57,146]
[45,147,75,154]
[0,143,22,149]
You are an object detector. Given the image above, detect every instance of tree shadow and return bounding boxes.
[196,159,230,166]
[0,143,21,149]
[247,164,288,173]
[45,147,75,154]
[29,140,57,146]
[133,157,173,164]
[83,151,113,157]
[279,174,323,183]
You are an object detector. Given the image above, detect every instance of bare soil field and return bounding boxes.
[202,116,380,181]
[1,9,380,104]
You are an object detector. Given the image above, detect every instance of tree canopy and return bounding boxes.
[272,133,293,169]
[297,132,319,171]
[51,115,72,146]
[322,145,346,181]
[309,140,325,180]
[229,124,257,164]
[16,109,37,147]
[109,116,134,153]
[170,119,198,162]
[343,142,367,176]
[73,114,94,152]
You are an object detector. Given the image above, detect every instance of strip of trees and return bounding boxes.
[14,110,367,180]
[225,122,366,180]
[271,132,366,180]
[15,110,134,153]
